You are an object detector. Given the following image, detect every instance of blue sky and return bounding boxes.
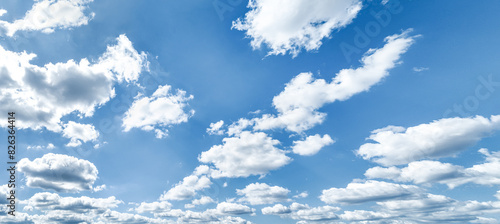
[1,0,500,223]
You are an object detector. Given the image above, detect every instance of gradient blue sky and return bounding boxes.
[1,0,500,223]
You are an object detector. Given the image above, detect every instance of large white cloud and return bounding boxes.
[199,131,292,178]
[365,148,500,188]
[236,183,290,205]
[122,84,194,139]
[232,0,362,57]
[18,153,98,192]
[0,34,147,133]
[292,134,334,156]
[357,115,500,166]
[320,180,421,204]
[0,0,94,36]
[252,30,416,133]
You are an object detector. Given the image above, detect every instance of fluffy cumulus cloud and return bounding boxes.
[365,148,500,188]
[0,34,147,133]
[0,0,94,36]
[232,0,362,57]
[320,180,421,204]
[357,115,500,166]
[199,131,292,178]
[160,166,212,201]
[252,30,416,133]
[18,153,98,192]
[122,84,194,138]
[236,183,290,205]
[292,134,334,156]
[62,121,99,147]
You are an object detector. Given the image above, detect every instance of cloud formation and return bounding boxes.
[0,34,147,133]
[232,0,362,57]
[199,131,292,178]
[357,115,500,166]
[122,84,194,138]
[0,0,95,36]
[18,153,98,192]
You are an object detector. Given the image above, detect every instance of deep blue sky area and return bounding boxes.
[1,0,500,223]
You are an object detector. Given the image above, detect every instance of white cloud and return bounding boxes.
[227,118,254,136]
[216,202,255,215]
[122,84,194,138]
[320,180,421,204]
[18,153,98,192]
[92,184,106,192]
[25,192,121,213]
[199,131,292,178]
[261,204,291,215]
[27,143,55,150]
[236,183,290,205]
[98,34,148,83]
[365,149,500,188]
[293,192,309,199]
[135,201,172,214]
[96,210,169,224]
[185,196,215,208]
[0,0,94,36]
[262,202,340,222]
[0,34,147,133]
[159,168,212,201]
[496,190,500,200]
[252,30,416,133]
[292,134,334,156]
[413,67,429,72]
[207,120,225,135]
[62,121,99,147]
[339,210,394,222]
[232,0,362,57]
[357,115,500,166]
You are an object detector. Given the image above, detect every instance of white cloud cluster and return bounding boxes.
[365,148,500,188]
[357,115,500,166]
[185,196,215,209]
[252,30,416,133]
[0,0,95,36]
[262,202,340,222]
[160,166,212,201]
[207,120,225,135]
[27,143,55,150]
[320,180,421,204]
[63,121,99,147]
[292,134,334,156]
[122,84,194,139]
[135,201,172,214]
[199,131,292,178]
[18,153,98,192]
[236,183,290,205]
[152,202,255,223]
[0,34,147,133]
[25,192,121,213]
[232,0,362,57]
